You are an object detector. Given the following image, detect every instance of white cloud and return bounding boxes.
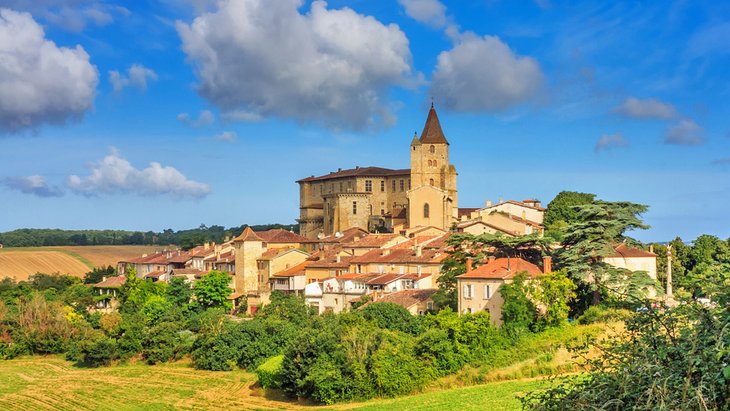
[430,34,543,112]
[68,148,210,198]
[214,131,236,142]
[614,97,677,120]
[109,64,157,92]
[176,0,414,130]
[595,133,629,152]
[665,119,704,145]
[177,109,214,127]
[2,1,127,32]
[0,9,98,133]
[2,175,63,197]
[397,0,447,28]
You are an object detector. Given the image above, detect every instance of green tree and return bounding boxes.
[500,272,537,332]
[83,266,116,284]
[557,200,650,306]
[544,191,596,227]
[361,302,417,334]
[193,271,232,310]
[166,277,193,307]
[533,270,576,328]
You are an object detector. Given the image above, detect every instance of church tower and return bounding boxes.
[407,104,458,230]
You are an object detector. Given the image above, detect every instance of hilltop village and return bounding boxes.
[96,106,658,322]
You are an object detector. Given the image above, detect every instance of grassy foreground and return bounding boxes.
[0,356,546,410]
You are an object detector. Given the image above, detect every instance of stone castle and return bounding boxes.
[297,105,459,239]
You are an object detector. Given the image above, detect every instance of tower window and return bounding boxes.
[423,203,430,218]
[429,178,435,186]
[392,180,396,191]
[380,180,385,192]
[433,160,437,167]
[365,180,372,192]
[429,145,435,153]
[428,160,432,167]
[352,201,357,214]
[400,180,404,191]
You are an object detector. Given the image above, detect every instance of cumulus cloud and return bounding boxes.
[2,175,63,197]
[595,133,629,152]
[397,0,447,28]
[430,34,543,112]
[214,131,236,142]
[665,119,704,145]
[177,110,214,127]
[0,9,98,133]
[68,148,210,198]
[109,64,157,92]
[176,0,414,130]
[614,97,677,120]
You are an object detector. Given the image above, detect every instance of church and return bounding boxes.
[297,105,459,239]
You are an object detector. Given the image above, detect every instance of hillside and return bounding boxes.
[0,246,162,281]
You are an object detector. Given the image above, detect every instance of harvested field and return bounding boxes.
[0,246,163,281]
[0,356,545,411]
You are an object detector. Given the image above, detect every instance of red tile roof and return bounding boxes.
[93,275,127,288]
[341,233,405,249]
[366,273,403,286]
[350,247,447,265]
[419,105,449,145]
[273,260,311,277]
[144,270,167,279]
[256,229,316,243]
[234,227,263,242]
[606,243,656,258]
[458,207,479,218]
[318,227,369,244]
[297,166,410,183]
[369,288,438,309]
[457,257,543,280]
[171,268,207,276]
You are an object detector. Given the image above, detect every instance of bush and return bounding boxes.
[415,328,466,376]
[576,306,632,325]
[143,321,189,365]
[256,355,284,388]
[361,302,417,334]
[76,332,119,367]
[367,330,431,397]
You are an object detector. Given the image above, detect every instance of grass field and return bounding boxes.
[0,356,547,411]
[0,246,163,281]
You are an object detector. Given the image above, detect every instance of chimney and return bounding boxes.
[649,244,654,253]
[102,276,107,282]
[383,249,391,256]
[466,258,473,273]
[486,200,492,208]
[488,256,496,263]
[204,242,210,250]
[543,256,552,274]
[353,236,360,242]
[336,254,341,263]
[416,245,423,257]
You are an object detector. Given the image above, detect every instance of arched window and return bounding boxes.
[433,160,437,167]
[423,203,430,218]
[429,145,435,153]
[427,160,432,167]
[429,178,434,186]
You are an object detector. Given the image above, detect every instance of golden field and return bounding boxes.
[0,246,163,281]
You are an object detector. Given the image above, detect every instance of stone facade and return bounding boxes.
[297,105,458,238]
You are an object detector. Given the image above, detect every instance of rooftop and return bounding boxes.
[296,166,410,183]
[457,257,543,280]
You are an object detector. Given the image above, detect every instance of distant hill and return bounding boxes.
[0,223,299,249]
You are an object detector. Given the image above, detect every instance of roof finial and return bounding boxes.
[430,96,434,109]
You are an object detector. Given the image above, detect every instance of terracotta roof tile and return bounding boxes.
[368,288,437,309]
[297,167,410,183]
[93,275,126,288]
[607,243,656,258]
[341,233,405,249]
[457,257,542,280]
[273,260,311,277]
[234,227,263,242]
[256,229,316,243]
[419,105,449,145]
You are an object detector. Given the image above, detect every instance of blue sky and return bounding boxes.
[0,0,729,242]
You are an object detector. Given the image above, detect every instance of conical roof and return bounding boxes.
[419,104,448,145]
[233,227,263,242]
[410,131,421,146]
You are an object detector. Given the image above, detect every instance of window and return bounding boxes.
[423,203,430,218]
[429,178,435,186]
[352,201,357,214]
[319,184,323,194]
[400,180,405,191]
[392,180,396,191]
[429,145,435,153]
[339,182,343,191]
[427,302,434,310]
[381,209,385,215]
[365,180,372,192]
[484,285,492,299]
[428,159,432,167]
[433,160,437,167]
[463,284,473,298]
[380,180,385,192]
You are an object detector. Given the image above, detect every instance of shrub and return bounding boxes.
[367,330,431,397]
[576,305,632,325]
[256,355,284,388]
[361,302,417,334]
[143,321,188,365]
[76,331,119,367]
[415,328,466,376]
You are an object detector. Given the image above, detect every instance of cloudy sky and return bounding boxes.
[1,0,729,242]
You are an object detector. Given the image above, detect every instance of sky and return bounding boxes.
[0,0,729,243]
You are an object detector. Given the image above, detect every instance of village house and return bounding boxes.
[456,256,551,326]
[92,275,126,312]
[365,288,438,315]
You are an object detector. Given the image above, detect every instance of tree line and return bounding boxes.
[0,223,298,249]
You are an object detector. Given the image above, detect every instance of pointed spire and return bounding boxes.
[410,131,421,146]
[233,227,263,242]
[419,104,448,145]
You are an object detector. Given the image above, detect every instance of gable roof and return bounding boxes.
[607,243,656,258]
[366,289,438,309]
[234,227,263,242]
[296,166,410,183]
[256,229,316,244]
[93,275,127,288]
[457,257,543,280]
[419,105,449,145]
[273,260,312,277]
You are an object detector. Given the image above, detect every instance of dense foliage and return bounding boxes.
[523,291,730,410]
[0,223,297,248]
